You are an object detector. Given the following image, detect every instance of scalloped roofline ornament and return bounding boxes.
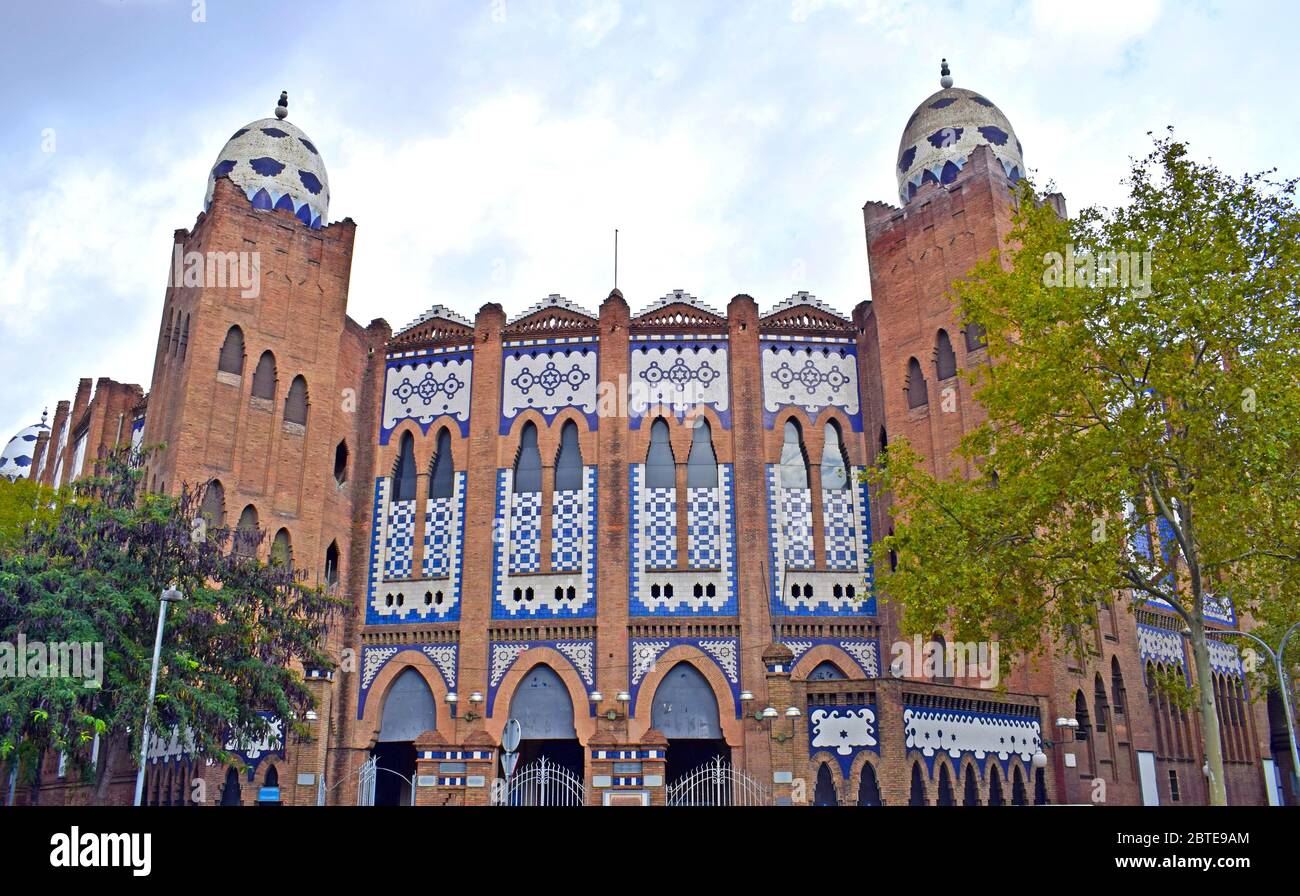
[507,293,597,325]
[633,288,725,321]
[399,303,473,333]
[761,291,851,324]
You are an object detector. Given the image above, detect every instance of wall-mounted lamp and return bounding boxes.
[463,691,484,722]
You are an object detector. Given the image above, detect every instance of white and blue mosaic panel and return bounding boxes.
[492,467,597,619]
[784,638,880,678]
[384,499,416,580]
[686,487,721,569]
[809,705,878,776]
[630,465,737,615]
[821,488,857,570]
[422,470,466,584]
[487,640,595,717]
[643,486,678,570]
[509,491,542,574]
[1207,638,1245,679]
[628,637,740,718]
[629,339,731,428]
[381,350,473,444]
[767,466,876,616]
[1137,623,1187,671]
[903,706,1042,775]
[1146,592,1236,626]
[551,488,585,572]
[760,339,861,431]
[501,342,600,434]
[357,643,458,719]
[366,477,463,624]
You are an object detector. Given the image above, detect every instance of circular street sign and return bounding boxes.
[502,718,522,753]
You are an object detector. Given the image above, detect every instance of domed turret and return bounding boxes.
[204,92,330,228]
[0,414,50,480]
[895,60,1024,206]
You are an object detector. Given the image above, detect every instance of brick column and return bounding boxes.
[763,643,797,805]
[587,730,667,806]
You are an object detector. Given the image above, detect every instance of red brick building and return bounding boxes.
[14,68,1288,807]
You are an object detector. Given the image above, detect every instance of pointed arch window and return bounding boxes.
[857,763,882,806]
[779,419,809,488]
[429,428,454,498]
[820,420,850,490]
[235,505,259,558]
[392,432,417,502]
[218,326,245,375]
[1111,656,1126,715]
[200,479,225,528]
[284,375,308,425]
[987,766,1005,806]
[964,321,987,352]
[808,661,846,681]
[1012,766,1028,806]
[645,418,675,489]
[906,357,927,409]
[962,766,980,806]
[514,422,542,493]
[935,329,957,380]
[252,351,277,400]
[271,528,292,568]
[936,764,955,806]
[908,762,928,806]
[686,419,718,488]
[324,540,340,586]
[1094,672,1111,733]
[554,421,583,492]
[334,440,349,485]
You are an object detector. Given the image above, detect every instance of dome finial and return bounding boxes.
[276,91,289,120]
[940,58,953,89]
[40,407,48,426]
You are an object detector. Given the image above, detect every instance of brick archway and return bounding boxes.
[630,645,742,747]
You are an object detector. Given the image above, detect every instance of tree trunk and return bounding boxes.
[91,735,121,806]
[1188,615,1228,805]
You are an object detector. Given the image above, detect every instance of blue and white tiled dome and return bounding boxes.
[0,421,50,481]
[896,61,1024,206]
[204,92,330,228]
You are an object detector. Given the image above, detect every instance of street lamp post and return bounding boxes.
[134,585,184,807]
[1205,622,1300,798]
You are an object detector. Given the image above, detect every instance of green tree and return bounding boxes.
[869,134,1300,805]
[0,476,64,555]
[0,448,342,804]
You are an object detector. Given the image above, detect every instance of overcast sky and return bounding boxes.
[1,0,1296,441]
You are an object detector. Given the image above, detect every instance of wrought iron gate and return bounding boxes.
[494,756,586,806]
[666,756,770,806]
[356,756,377,806]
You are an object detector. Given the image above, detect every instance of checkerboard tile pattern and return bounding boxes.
[423,495,453,578]
[822,488,857,570]
[551,488,584,571]
[687,486,721,569]
[780,487,814,570]
[383,499,416,579]
[643,487,677,570]
[509,491,541,573]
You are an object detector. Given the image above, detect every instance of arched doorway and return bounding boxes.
[373,667,436,806]
[813,763,838,806]
[220,767,242,806]
[857,763,882,806]
[508,664,583,780]
[653,661,728,783]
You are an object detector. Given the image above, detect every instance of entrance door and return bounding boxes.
[509,664,583,782]
[653,662,730,783]
[373,667,436,806]
[1137,750,1160,806]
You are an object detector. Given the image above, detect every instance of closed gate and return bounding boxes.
[356,756,377,806]
[494,756,586,806]
[666,756,770,806]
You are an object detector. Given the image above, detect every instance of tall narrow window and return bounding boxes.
[1094,672,1111,733]
[179,314,190,361]
[820,420,850,490]
[962,766,980,806]
[324,540,340,586]
[271,528,292,568]
[333,440,348,485]
[284,375,308,425]
[988,766,1005,806]
[252,351,277,400]
[645,418,675,489]
[393,432,417,501]
[429,428,454,498]
[554,421,583,491]
[779,419,809,488]
[218,326,245,375]
[906,357,927,409]
[514,422,542,493]
[964,321,987,351]
[1011,767,1028,806]
[934,329,956,380]
[908,763,927,806]
[200,479,225,528]
[235,505,259,558]
[936,764,955,806]
[686,419,718,488]
[1111,656,1126,715]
